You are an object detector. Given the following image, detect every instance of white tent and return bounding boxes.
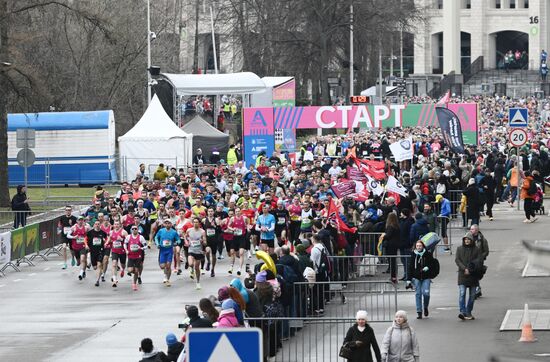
[160,72,267,95]
[360,86,398,96]
[118,95,193,181]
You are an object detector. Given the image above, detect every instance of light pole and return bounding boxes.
[349,4,354,98]
[146,0,152,106]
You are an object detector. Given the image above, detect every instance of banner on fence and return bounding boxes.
[11,224,39,259]
[39,217,61,250]
[0,231,11,264]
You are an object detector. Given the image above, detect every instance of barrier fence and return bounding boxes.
[244,317,362,362]
[329,255,410,282]
[292,280,398,321]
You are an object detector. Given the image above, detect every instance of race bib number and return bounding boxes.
[290,215,300,221]
[277,217,286,225]
[63,227,71,234]
[234,228,243,236]
[130,244,140,252]
[113,241,122,249]
[76,237,85,245]
[162,239,172,247]
[206,228,216,237]
[191,240,201,248]
[92,237,102,246]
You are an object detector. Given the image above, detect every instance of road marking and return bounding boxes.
[29,273,36,276]
[13,279,22,282]
[44,267,50,271]
[0,285,5,288]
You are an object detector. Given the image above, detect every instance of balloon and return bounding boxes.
[255,250,276,275]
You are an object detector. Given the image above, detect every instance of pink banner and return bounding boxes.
[331,181,357,199]
[243,108,274,136]
[273,80,295,102]
[347,166,367,182]
[447,103,478,132]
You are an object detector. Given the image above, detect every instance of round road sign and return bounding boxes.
[509,128,527,147]
[16,148,36,167]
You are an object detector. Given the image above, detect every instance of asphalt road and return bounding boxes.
[1,203,549,362]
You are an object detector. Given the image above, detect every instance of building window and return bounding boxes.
[509,0,515,9]
[464,0,471,9]
[436,0,443,9]
[524,0,529,8]
[495,0,501,8]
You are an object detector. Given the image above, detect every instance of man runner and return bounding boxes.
[58,206,77,269]
[125,225,146,291]
[256,204,276,253]
[109,221,128,287]
[202,207,220,277]
[227,207,249,276]
[67,216,91,281]
[86,220,108,287]
[154,219,180,287]
[186,217,206,290]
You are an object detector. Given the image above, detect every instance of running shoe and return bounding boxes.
[101,274,105,282]
[177,269,182,275]
[196,283,201,290]
[237,269,241,276]
[82,271,86,279]
[165,280,171,287]
[71,258,76,267]
[190,269,195,280]
[62,263,67,270]
[138,277,142,285]
[111,277,118,287]
[120,269,125,278]
[94,281,100,287]
[228,267,233,274]
[78,274,83,281]
[205,262,210,271]
[132,283,138,291]
[211,270,215,277]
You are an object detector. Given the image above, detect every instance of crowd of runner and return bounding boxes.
[50,94,550,361]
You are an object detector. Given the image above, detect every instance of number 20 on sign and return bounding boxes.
[509,128,527,147]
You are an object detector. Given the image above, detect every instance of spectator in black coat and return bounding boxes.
[139,338,169,362]
[463,179,480,226]
[343,310,382,362]
[186,305,213,328]
[11,185,31,228]
[398,209,415,281]
[382,213,401,283]
[409,213,430,245]
[164,333,184,362]
[278,245,302,279]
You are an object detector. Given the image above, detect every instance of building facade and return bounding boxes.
[413,0,550,74]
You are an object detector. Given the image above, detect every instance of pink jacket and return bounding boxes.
[216,309,240,328]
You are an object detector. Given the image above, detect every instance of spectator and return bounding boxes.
[381,311,420,362]
[186,305,213,328]
[406,240,439,319]
[342,310,382,362]
[153,164,169,181]
[409,213,430,245]
[193,148,205,165]
[11,185,30,228]
[381,213,401,284]
[164,333,184,362]
[199,298,219,324]
[139,338,169,362]
[455,234,482,320]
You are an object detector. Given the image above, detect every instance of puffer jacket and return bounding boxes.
[407,249,439,281]
[216,309,240,328]
[381,322,419,362]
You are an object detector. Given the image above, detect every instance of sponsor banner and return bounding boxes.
[39,216,61,250]
[389,137,414,162]
[386,175,409,197]
[272,80,295,107]
[11,223,39,259]
[0,231,11,265]
[243,108,275,166]
[436,107,465,154]
[275,128,296,153]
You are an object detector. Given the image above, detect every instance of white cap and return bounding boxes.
[356,310,368,320]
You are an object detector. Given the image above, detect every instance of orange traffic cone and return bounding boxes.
[518,304,537,343]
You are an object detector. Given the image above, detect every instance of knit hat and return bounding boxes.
[166,333,178,346]
[295,244,306,254]
[468,178,475,186]
[356,310,368,320]
[217,286,230,301]
[255,270,267,283]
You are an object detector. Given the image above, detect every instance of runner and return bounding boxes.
[86,220,108,287]
[166,207,182,275]
[214,203,228,259]
[227,207,249,276]
[154,219,180,287]
[221,209,235,272]
[67,216,91,281]
[202,207,220,277]
[288,196,302,245]
[272,200,290,247]
[99,216,112,282]
[125,225,146,291]
[57,206,77,269]
[186,217,206,289]
[255,204,276,253]
[109,220,128,287]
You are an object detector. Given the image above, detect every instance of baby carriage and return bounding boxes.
[532,183,545,215]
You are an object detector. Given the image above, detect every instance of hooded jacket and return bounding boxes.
[216,308,240,328]
[409,218,430,244]
[381,321,419,362]
[11,185,30,212]
[464,231,489,260]
[407,248,439,281]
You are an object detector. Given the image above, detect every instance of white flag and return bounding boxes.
[386,175,408,197]
[389,137,414,162]
[366,176,385,196]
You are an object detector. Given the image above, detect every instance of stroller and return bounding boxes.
[532,183,545,215]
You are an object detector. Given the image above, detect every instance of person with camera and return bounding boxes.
[341,310,381,362]
[406,240,440,319]
[455,234,482,320]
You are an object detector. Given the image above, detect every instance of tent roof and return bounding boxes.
[182,115,229,139]
[360,86,397,97]
[118,95,191,141]
[261,76,294,88]
[8,110,112,131]
[160,72,267,95]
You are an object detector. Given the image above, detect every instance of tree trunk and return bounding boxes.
[0,0,10,207]
[192,0,200,73]
[319,33,330,105]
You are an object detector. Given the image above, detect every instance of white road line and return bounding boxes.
[13,279,22,282]
[44,267,50,271]
[29,273,36,276]
[0,285,5,288]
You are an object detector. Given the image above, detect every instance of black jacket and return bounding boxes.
[11,185,30,212]
[398,217,415,249]
[166,342,184,362]
[189,316,213,329]
[407,250,439,281]
[383,225,401,250]
[139,351,169,362]
[455,241,482,287]
[343,323,382,362]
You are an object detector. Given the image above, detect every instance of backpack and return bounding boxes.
[527,180,537,196]
[431,258,441,279]
[316,246,331,281]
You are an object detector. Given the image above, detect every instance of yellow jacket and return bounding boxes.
[459,195,467,213]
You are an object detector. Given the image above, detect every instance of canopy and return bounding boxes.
[360,86,398,96]
[182,115,229,163]
[118,95,193,180]
[160,72,267,95]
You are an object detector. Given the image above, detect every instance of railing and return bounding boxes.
[329,255,411,282]
[463,56,484,84]
[428,71,457,98]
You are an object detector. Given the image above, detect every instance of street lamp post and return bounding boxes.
[146,0,152,106]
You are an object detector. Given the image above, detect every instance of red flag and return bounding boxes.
[436,90,451,107]
[353,186,370,202]
[355,158,386,180]
[327,197,357,234]
[386,191,401,205]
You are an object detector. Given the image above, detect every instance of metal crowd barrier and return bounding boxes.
[357,232,383,256]
[329,255,411,282]
[292,280,398,321]
[244,317,365,362]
